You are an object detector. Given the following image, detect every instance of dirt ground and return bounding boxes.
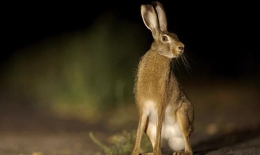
[1,78,260,155]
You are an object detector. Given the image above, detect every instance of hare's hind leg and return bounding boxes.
[175,102,194,155]
[132,113,148,155]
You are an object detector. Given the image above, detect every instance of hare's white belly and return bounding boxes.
[144,100,184,151]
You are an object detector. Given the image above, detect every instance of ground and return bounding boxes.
[1,78,260,155]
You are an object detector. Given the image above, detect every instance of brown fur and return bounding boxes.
[131,1,194,155]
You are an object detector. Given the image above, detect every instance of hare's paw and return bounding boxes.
[131,152,153,155]
[131,150,139,155]
[173,151,193,155]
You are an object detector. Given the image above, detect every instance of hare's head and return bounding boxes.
[141,1,184,58]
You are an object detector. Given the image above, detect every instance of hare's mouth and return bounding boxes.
[172,49,184,58]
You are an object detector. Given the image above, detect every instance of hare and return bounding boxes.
[131,1,194,155]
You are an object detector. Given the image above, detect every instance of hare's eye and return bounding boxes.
[162,35,168,42]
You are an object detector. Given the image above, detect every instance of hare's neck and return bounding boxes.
[146,50,172,71]
[137,50,176,87]
[135,50,179,102]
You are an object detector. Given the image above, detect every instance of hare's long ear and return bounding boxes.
[153,1,167,31]
[141,4,159,35]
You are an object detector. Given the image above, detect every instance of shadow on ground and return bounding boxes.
[193,124,260,155]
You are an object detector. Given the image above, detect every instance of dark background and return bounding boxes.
[0,1,260,154]
[2,0,260,78]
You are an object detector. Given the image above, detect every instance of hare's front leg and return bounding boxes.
[131,112,148,155]
[145,106,164,155]
[174,102,194,155]
[154,108,164,155]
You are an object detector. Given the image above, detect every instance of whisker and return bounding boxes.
[181,54,193,76]
[172,59,180,71]
[183,52,194,63]
[182,55,192,71]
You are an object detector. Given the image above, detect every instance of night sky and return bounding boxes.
[2,0,260,78]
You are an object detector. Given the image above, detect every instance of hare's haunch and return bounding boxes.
[131,1,194,155]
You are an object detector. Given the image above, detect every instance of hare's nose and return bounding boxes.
[178,46,184,51]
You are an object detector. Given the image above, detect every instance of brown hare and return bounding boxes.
[131,1,194,155]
